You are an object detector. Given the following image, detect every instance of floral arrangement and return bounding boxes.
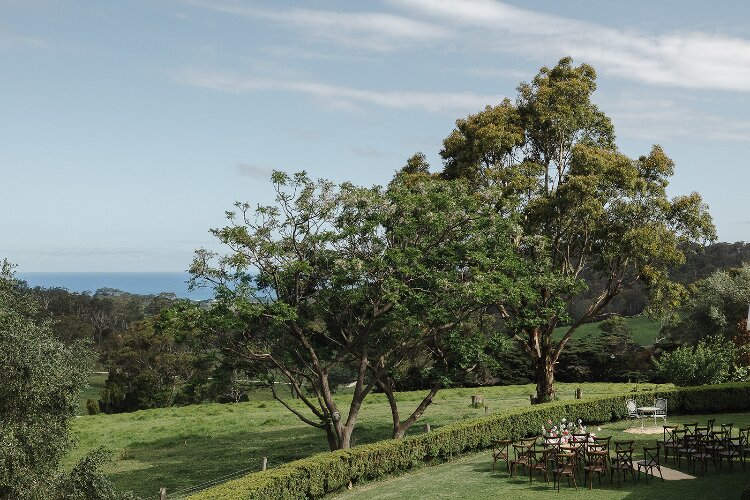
[541,418,600,443]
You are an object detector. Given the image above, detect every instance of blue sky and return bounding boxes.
[2,0,749,272]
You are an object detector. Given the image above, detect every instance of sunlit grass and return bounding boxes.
[68,382,668,497]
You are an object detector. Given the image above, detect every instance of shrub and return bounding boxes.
[87,399,101,415]
[654,336,746,386]
[190,382,750,499]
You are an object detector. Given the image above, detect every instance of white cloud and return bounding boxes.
[186,0,452,51]
[390,0,750,91]
[177,67,502,114]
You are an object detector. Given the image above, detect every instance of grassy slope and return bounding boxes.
[68,382,668,497]
[553,316,661,347]
[336,412,750,500]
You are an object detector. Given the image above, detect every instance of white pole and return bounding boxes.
[747,305,750,331]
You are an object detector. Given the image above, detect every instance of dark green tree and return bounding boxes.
[0,261,130,499]
[99,318,198,413]
[184,171,525,447]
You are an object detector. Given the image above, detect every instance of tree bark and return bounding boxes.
[535,355,556,403]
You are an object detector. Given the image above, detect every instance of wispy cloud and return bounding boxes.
[0,30,45,51]
[351,146,385,158]
[391,0,750,92]
[237,163,273,179]
[607,93,750,144]
[186,0,452,51]
[177,67,502,114]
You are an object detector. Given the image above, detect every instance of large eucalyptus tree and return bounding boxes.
[436,57,716,402]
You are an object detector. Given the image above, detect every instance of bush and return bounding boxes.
[55,448,141,500]
[655,336,747,386]
[86,399,101,415]
[190,382,750,499]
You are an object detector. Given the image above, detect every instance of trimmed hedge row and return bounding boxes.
[190,382,750,499]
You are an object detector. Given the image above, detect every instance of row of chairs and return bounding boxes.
[658,420,750,473]
[491,434,656,490]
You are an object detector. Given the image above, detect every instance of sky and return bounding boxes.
[2,0,749,272]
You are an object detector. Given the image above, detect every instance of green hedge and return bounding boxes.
[190,382,750,500]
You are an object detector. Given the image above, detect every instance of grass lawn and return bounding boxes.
[553,316,661,347]
[68,382,668,498]
[336,413,750,500]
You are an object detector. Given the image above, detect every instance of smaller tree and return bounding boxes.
[662,264,750,344]
[99,319,198,413]
[654,336,748,386]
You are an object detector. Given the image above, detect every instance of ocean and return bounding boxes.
[17,272,215,301]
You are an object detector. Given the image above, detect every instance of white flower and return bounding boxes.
[562,418,567,423]
[578,419,582,424]
[597,427,601,431]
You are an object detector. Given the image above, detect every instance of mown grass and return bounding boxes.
[68,382,668,497]
[553,316,661,347]
[336,412,750,500]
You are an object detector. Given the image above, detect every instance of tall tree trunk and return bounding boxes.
[535,355,556,403]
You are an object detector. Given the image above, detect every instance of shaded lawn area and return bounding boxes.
[335,413,750,500]
[68,382,666,497]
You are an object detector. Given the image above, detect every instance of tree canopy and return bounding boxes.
[430,57,715,401]
[183,171,529,448]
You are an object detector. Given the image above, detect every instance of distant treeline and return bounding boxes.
[25,285,180,347]
[570,241,750,319]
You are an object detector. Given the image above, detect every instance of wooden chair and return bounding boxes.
[637,445,664,482]
[553,452,578,491]
[543,435,562,450]
[592,436,611,452]
[659,426,680,463]
[706,418,716,435]
[718,431,742,471]
[677,428,698,468]
[511,442,533,478]
[529,447,553,484]
[704,429,726,459]
[738,427,750,470]
[690,433,718,475]
[611,442,636,486]
[491,439,512,472]
[583,449,610,489]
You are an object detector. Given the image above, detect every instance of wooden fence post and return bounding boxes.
[159,487,167,500]
[423,422,431,433]
[261,456,268,471]
[575,388,582,400]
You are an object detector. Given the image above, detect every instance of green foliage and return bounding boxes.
[189,383,750,499]
[662,263,750,344]
[655,335,748,386]
[55,448,140,500]
[185,170,529,446]
[99,319,199,413]
[27,285,179,346]
[557,316,654,382]
[428,57,715,402]
[0,260,91,498]
[86,399,101,415]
